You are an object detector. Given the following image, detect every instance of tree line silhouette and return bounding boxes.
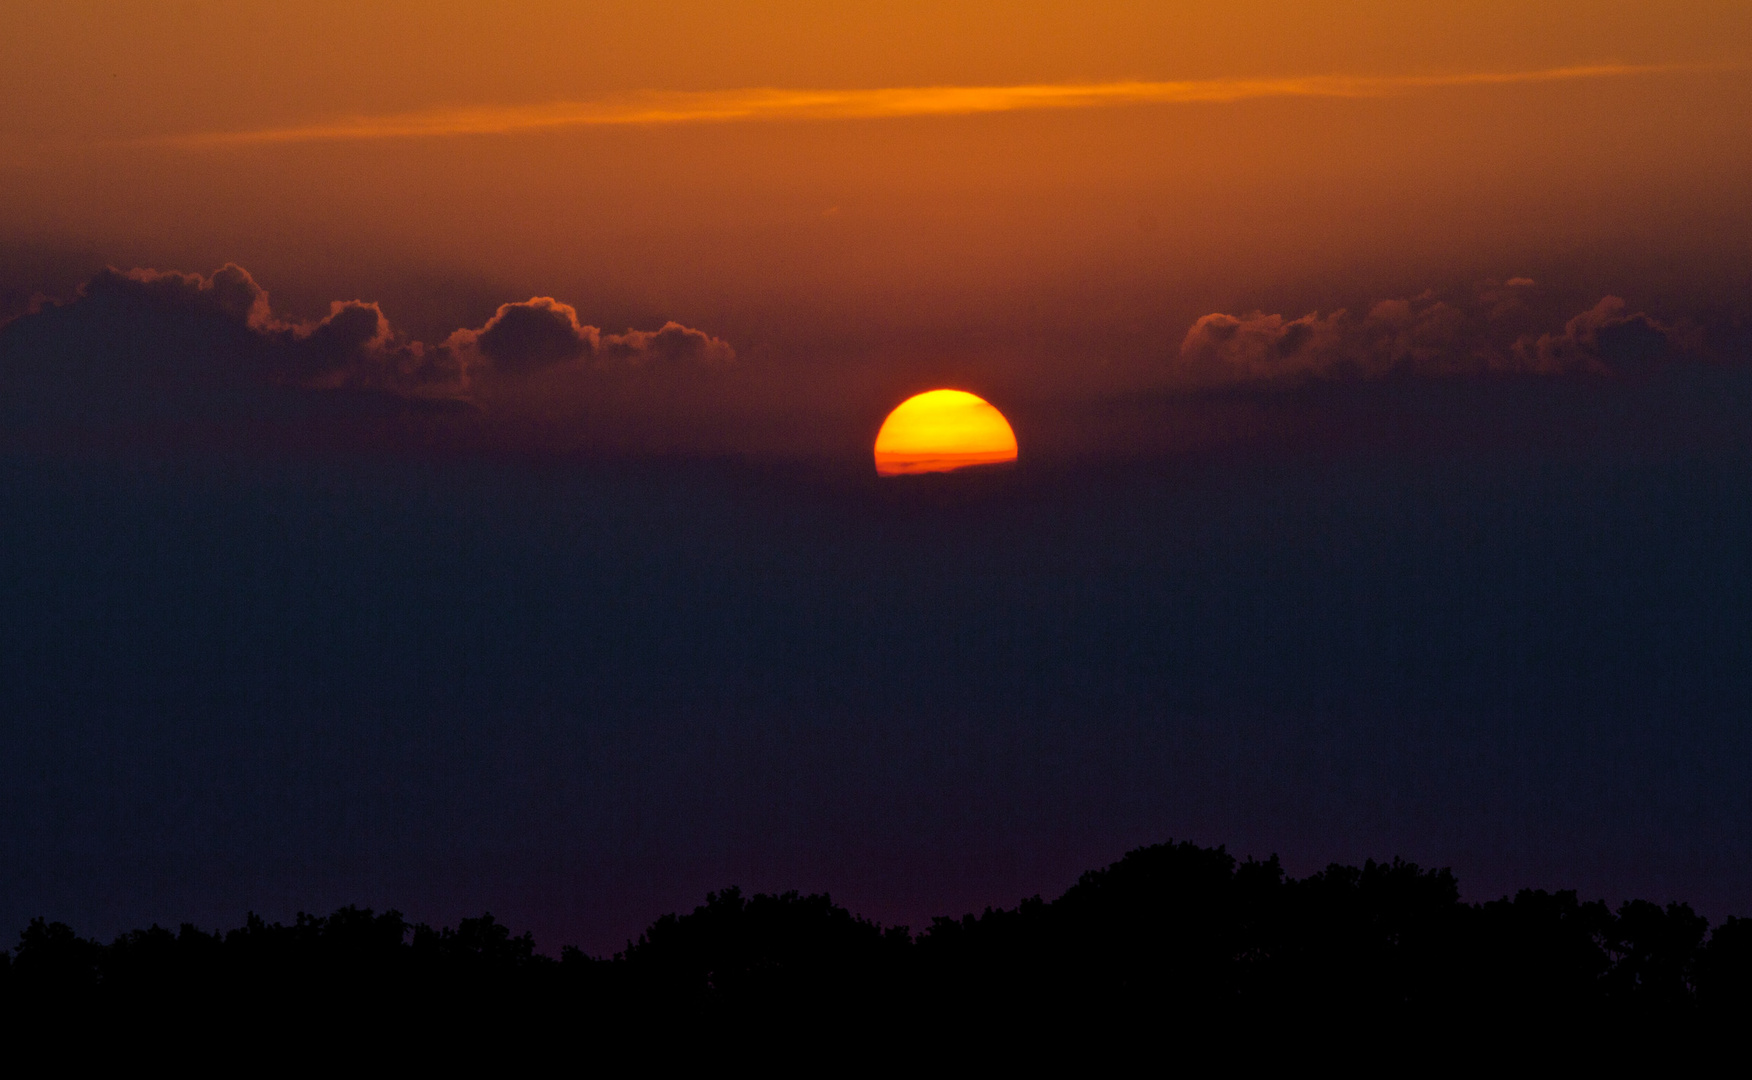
[6,841,1750,1037]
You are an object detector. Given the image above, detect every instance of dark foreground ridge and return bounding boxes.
[6,841,1750,1047]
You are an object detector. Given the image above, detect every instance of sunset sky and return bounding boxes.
[5,2,1750,447]
[2,3,1750,954]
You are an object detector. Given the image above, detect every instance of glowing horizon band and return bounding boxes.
[153,64,1682,147]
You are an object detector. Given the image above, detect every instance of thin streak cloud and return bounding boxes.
[156,65,1676,147]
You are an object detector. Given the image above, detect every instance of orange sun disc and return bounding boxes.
[873,389,1019,476]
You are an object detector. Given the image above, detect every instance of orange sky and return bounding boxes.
[2,2,1749,455]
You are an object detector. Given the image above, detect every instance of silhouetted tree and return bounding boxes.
[622,887,908,1015]
[1470,889,1613,1017]
[1270,857,1466,1014]
[12,918,102,995]
[5,838,1751,1047]
[1604,899,1708,1008]
[1696,916,1752,1012]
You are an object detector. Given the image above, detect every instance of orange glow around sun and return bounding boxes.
[874,390,1018,476]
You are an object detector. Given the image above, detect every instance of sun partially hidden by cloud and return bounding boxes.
[874,390,1018,477]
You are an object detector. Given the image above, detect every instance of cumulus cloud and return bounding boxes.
[1177,281,1689,384]
[463,297,595,372]
[87,263,273,327]
[600,321,736,367]
[1178,310,1350,381]
[273,299,462,395]
[22,264,461,400]
[1514,296,1686,374]
[0,264,732,432]
[445,297,734,379]
[1478,276,1537,321]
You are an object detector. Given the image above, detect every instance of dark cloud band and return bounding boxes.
[0,264,734,430]
[1178,281,1691,384]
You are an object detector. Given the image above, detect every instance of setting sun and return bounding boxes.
[874,390,1018,476]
